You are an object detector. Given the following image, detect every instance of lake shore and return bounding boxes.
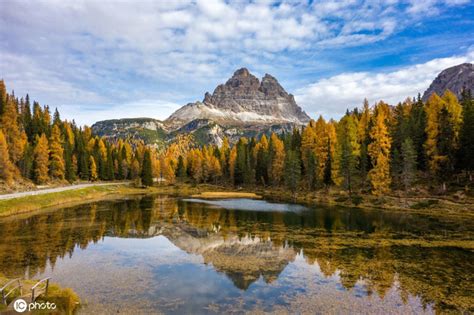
[0,182,472,219]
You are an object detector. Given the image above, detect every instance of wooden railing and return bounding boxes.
[0,278,22,305]
[31,277,50,302]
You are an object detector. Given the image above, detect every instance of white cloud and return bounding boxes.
[1,0,471,126]
[295,49,474,119]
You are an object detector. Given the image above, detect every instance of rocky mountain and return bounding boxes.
[422,63,473,101]
[165,68,310,129]
[92,68,310,146]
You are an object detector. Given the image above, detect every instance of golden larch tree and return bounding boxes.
[49,125,65,179]
[270,133,285,185]
[89,156,98,181]
[368,105,392,195]
[1,96,27,164]
[0,130,15,184]
[33,134,50,184]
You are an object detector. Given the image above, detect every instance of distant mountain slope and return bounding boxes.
[92,68,309,145]
[422,63,473,101]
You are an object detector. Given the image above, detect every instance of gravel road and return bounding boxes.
[0,182,129,200]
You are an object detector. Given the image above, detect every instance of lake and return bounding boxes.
[0,196,472,314]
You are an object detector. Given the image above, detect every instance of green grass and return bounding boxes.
[0,185,124,217]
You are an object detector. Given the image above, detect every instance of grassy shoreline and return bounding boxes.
[0,182,473,219]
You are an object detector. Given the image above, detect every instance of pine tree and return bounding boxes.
[33,134,50,184]
[53,108,61,126]
[0,130,15,184]
[49,125,65,179]
[176,155,187,179]
[19,143,34,179]
[401,138,417,193]
[0,80,6,116]
[337,114,360,193]
[220,137,230,180]
[459,88,474,177]
[408,94,426,170]
[106,145,115,180]
[284,150,301,194]
[255,135,269,185]
[141,149,153,186]
[323,139,333,186]
[368,105,392,195]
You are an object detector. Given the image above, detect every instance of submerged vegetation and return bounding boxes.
[0,196,472,313]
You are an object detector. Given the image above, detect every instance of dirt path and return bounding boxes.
[0,182,130,200]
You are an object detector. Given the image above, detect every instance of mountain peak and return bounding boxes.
[166,68,310,128]
[422,63,473,101]
[233,67,251,77]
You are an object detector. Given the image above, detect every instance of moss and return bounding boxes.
[351,195,363,205]
[410,199,439,209]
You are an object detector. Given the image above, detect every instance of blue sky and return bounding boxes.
[1,0,473,126]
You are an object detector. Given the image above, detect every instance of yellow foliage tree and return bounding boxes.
[228,146,237,183]
[160,155,176,184]
[300,120,317,171]
[49,125,65,179]
[368,105,392,195]
[89,156,98,181]
[33,134,50,184]
[1,96,27,164]
[0,130,15,184]
[270,133,285,185]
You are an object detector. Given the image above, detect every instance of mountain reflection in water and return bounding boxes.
[0,196,472,314]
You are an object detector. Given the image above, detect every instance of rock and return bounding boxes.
[422,63,474,101]
[165,68,310,129]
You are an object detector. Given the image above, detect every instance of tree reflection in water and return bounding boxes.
[0,196,472,313]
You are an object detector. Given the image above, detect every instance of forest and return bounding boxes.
[0,79,473,196]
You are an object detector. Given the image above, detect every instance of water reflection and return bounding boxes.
[0,196,472,314]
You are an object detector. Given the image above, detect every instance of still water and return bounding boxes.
[0,196,472,314]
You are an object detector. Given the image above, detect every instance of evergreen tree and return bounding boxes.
[255,135,269,185]
[106,145,115,180]
[337,115,360,193]
[401,138,417,193]
[458,88,474,177]
[284,150,301,194]
[176,155,187,179]
[323,139,333,186]
[0,80,6,116]
[408,94,427,170]
[19,143,34,180]
[141,150,153,186]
